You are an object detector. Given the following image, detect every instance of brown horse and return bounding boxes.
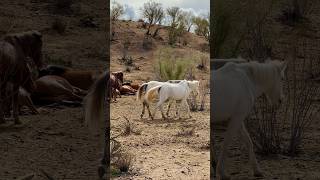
[0,30,43,124]
[83,71,110,179]
[32,75,86,103]
[110,74,122,102]
[39,65,109,91]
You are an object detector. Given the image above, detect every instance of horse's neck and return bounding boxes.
[245,64,268,99]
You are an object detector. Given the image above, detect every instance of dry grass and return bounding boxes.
[110,139,135,174]
[176,127,195,137]
[121,116,141,136]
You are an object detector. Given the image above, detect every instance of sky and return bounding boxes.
[112,0,210,22]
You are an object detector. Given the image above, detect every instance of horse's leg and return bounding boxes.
[166,100,172,117]
[159,104,166,120]
[140,101,146,119]
[240,122,263,177]
[153,98,166,120]
[183,99,192,118]
[217,117,241,180]
[12,84,21,124]
[146,102,153,119]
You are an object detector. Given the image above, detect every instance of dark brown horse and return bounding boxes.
[0,30,43,124]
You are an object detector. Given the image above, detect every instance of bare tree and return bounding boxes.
[141,1,164,35]
[181,10,195,32]
[193,15,210,40]
[111,1,124,22]
[166,7,182,27]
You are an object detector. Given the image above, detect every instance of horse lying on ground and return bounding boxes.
[83,71,110,179]
[212,60,286,179]
[39,65,107,90]
[143,80,200,120]
[32,75,86,103]
[0,30,43,124]
[137,80,200,119]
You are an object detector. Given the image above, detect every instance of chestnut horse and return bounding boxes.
[0,30,43,124]
[39,65,124,91]
[32,75,86,103]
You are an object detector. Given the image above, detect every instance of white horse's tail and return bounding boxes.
[137,83,148,101]
[83,71,107,131]
[145,85,162,103]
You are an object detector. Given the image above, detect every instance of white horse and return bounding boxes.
[137,80,200,119]
[144,80,199,120]
[212,60,287,180]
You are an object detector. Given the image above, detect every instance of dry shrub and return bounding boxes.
[121,116,141,136]
[176,127,195,137]
[247,95,283,155]
[277,0,313,27]
[196,55,208,71]
[110,139,134,173]
[199,80,209,111]
[52,18,67,34]
[44,54,72,67]
[142,34,153,50]
[283,45,320,155]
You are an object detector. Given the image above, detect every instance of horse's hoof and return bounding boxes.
[98,165,105,178]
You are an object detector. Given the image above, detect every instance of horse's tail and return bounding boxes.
[137,83,148,101]
[145,85,162,103]
[83,71,108,131]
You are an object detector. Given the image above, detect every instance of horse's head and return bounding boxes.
[5,31,43,69]
[264,60,287,106]
[112,71,124,83]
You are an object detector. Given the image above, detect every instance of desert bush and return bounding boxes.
[154,48,193,81]
[247,95,283,155]
[51,18,67,34]
[110,139,134,173]
[142,34,153,50]
[283,47,320,155]
[176,127,195,136]
[277,0,313,26]
[121,116,141,136]
[199,80,209,111]
[243,23,272,62]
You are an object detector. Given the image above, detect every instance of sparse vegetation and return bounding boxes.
[110,139,135,174]
[154,48,193,81]
[44,54,72,67]
[176,127,195,136]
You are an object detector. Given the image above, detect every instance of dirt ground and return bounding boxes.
[0,0,107,179]
[110,21,210,179]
